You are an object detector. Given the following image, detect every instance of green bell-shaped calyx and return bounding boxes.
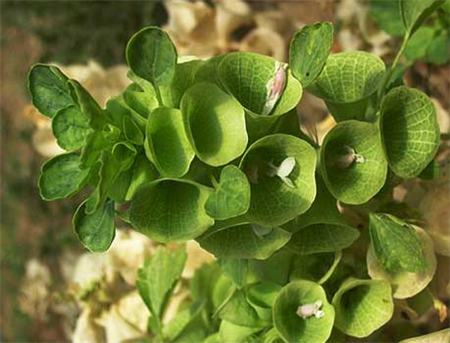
[273,280,335,343]
[198,222,291,260]
[308,51,385,121]
[240,134,316,227]
[218,51,302,116]
[181,82,248,166]
[332,278,394,338]
[320,120,387,204]
[380,86,439,179]
[144,107,195,178]
[367,225,437,299]
[129,179,214,242]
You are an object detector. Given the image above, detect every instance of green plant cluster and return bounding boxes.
[29,1,447,342]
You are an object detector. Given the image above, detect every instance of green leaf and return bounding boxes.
[129,179,214,242]
[38,152,90,200]
[380,86,440,178]
[52,105,93,151]
[308,51,386,121]
[240,134,316,226]
[181,82,248,166]
[426,31,450,64]
[289,22,333,87]
[28,64,73,118]
[400,0,445,35]
[205,166,250,220]
[105,93,147,129]
[80,125,121,169]
[320,120,388,204]
[219,321,261,343]
[123,116,144,145]
[218,52,302,116]
[332,278,394,338]
[145,107,195,178]
[123,82,159,119]
[125,153,159,201]
[367,225,437,299]
[163,302,203,342]
[289,252,342,284]
[137,246,187,320]
[404,26,435,61]
[194,55,225,86]
[219,289,266,328]
[198,223,291,260]
[73,199,115,252]
[126,26,177,87]
[370,0,405,36]
[273,280,335,343]
[399,329,450,343]
[247,282,281,309]
[369,213,427,273]
[247,249,294,286]
[68,80,106,130]
[218,258,248,288]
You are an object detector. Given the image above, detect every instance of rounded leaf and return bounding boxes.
[52,105,93,151]
[39,153,90,200]
[273,280,335,343]
[320,120,388,204]
[73,199,115,252]
[129,179,214,242]
[240,134,316,226]
[144,107,195,178]
[289,22,333,87]
[181,82,248,166]
[28,64,73,118]
[218,52,302,116]
[380,86,439,178]
[332,278,394,338]
[367,225,437,299]
[290,252,342,285]
[126,26,177,86]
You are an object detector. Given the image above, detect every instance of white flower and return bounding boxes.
[296,300,325,319]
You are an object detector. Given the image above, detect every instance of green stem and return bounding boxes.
[155,85,164,107]
[212,286,236,319]
[378,32,410,102]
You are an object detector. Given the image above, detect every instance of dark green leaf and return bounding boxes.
[289,22,333,87]
[73,199,115,252]
[52,105,93,151]
[39,152,90,200]
[28,64,73,118]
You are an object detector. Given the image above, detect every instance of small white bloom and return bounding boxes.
[296,300,325,319]
[267,157,296,188]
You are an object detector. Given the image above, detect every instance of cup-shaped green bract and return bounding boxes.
[218,51,302,116]
[308,51,385,121]
[39,152,90,201]
[290,252,342,285]
[289,22,333,87]
[273,280,335,343]
[284,176,359,255]
[28,64,73,118]
[320,120,388,205]
[399,329,450,343]
[240,134,316,227]
[181,82,248,166]
[369,213,427,274]
[129,179,214,242]
[332,278,394,338]
[380,86,439,179]
[198,223,291,260]
[367,225,437,299]
[145,107,195,178]
[126,26,177,87]
[204,165,251,220]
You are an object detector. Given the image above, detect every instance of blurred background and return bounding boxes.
[1,0,449,342]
